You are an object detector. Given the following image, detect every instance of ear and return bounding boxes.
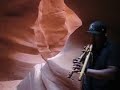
[105,33,107,37]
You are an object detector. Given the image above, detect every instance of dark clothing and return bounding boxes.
[83,41,120,90]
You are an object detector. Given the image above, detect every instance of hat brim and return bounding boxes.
[87,31,100,34]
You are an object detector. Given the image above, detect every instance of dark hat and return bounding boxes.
[88,21,107,35]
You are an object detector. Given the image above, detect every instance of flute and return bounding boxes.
[79,44,93,80]
[68,44,93,81]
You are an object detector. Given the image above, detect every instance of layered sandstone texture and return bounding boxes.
[0,0,82,89]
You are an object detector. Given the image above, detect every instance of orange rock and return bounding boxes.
[32,0,82,55]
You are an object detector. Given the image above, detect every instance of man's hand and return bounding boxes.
[73,58,83,72]
[68,58,83,78]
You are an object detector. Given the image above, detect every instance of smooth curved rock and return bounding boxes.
[0,0,82,81]
[0,0,41,80]
[17,27,87,90]
[17,0,84,89]
[32,0,82,54]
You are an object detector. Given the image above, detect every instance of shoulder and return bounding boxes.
[107,40,120,67]
[109,41,120,53]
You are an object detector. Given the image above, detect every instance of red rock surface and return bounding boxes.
[0,80,21,90]
[0,0,82,89]
[32,0,82,58]
[0,0,82,80]
[0,0,41,81]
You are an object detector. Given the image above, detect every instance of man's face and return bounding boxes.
[91,34,106,50]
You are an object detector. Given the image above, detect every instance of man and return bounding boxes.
[82,21,120,90]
